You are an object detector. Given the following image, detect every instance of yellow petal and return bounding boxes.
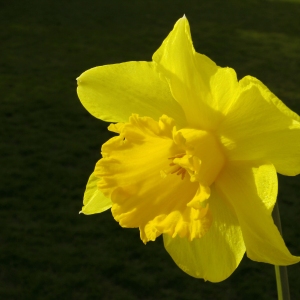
[219,76,300,176]
[216,161,300,265]
[153,17,241,130]
[77,61,186,127]
[163,185,245,282]
[153,16,221,130]
[80,172,112,215]
[208,66,240,116]
[95,114,212,243]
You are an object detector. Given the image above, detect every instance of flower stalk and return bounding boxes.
[273,202,290,300]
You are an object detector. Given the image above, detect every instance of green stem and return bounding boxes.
[272,202,290,300]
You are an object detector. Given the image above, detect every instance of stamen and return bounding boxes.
[168,153,187,180]
[168,153,185,160]
[176,168,186,180]
[171,166,182,174]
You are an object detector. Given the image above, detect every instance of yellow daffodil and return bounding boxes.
[77,16,300,282]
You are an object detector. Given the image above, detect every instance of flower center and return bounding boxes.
[96,114,224,242]
[175,128,225,184]
[167,128,225,208]
[168,153,187,179]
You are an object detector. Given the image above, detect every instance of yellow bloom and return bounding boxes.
[77,16,300,282]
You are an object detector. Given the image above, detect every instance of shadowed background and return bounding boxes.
[1,0,300,299]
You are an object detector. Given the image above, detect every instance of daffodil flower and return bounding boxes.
[77,16,300,282]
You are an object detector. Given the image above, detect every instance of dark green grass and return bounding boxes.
[1,0,300,299]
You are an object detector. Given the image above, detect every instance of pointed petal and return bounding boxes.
[219,76,300,176]
[77,61,186,126]
[153,17,222,129]
[163,186,245,282]
[80,173,112,215]
[153,17,241,130]
[216,161,300,265]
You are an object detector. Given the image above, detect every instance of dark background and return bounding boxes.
[1,0,300,299]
